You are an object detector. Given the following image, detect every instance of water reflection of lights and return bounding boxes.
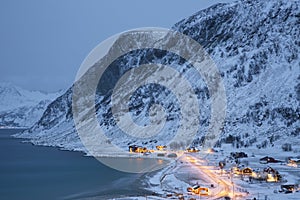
[158,159,163,164]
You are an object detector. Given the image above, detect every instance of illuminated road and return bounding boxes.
[183,154,246,199]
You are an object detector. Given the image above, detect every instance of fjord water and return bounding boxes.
[0,129,152,200]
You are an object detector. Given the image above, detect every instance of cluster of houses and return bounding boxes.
[128,145,178,158]
[128,145,168,153]
[128,145,202,154]
[128,145,152,153]
[224,154,282,183]
[230,155,282,183]
[232,166,281,182]
[229,154,300,195]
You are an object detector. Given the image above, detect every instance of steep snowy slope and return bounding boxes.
[0,82,61,127]
[173,0,300,148]
[17,0,300,152]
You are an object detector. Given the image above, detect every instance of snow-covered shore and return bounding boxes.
[110,144,300,200]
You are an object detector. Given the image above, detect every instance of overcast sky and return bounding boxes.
[0,0,235,92]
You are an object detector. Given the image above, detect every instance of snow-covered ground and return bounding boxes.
[155,148,298,199]
[109,145,300,200]
[6,0,300,198]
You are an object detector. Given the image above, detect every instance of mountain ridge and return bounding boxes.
[15,0,300,152]
[0,82,62,127]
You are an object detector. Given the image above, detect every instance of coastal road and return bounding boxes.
[184,154,246,199]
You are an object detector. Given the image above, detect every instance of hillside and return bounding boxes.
[16,0,300,152]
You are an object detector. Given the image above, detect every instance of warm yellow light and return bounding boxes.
[266,174,278,182]
[287,162,298,168]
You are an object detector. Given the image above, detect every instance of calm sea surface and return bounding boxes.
[0,129,156,200]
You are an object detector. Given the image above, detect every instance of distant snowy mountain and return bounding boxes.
[0,82,61,127]
[16,0,300,152]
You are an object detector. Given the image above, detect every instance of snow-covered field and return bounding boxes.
[104,143,300,200]
[131,145,300,200]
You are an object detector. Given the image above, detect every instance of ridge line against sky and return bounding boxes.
[0,0,234,92]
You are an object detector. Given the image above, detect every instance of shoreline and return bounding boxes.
[4,128,175,199]
[1,129,162,200]
[7,128,300,199]
[5,129,230,199]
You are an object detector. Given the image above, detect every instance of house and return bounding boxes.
[251,171,266,181]
[198,187,209,196]
[266,173,278,182]
[187,185,209,195]
[128,145,148,153]
[156,145,167,151]
[232,167,242,175]
[288,157,300,166]
[259,156,278,164]
[129,145,138,152]
[264,167,280,182]
[250,168,280,182]
[242,167,253,175]
[136,147,148,153]
[187,147,200,153]
[281,184,298,192]
[230,152,248,159]
[187,185,200,192]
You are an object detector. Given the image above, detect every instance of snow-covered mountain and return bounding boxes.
[0,82,61,128]
[16,0,300,152]
[173,0,300,148]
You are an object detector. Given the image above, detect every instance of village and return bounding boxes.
[127,143,300,200]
